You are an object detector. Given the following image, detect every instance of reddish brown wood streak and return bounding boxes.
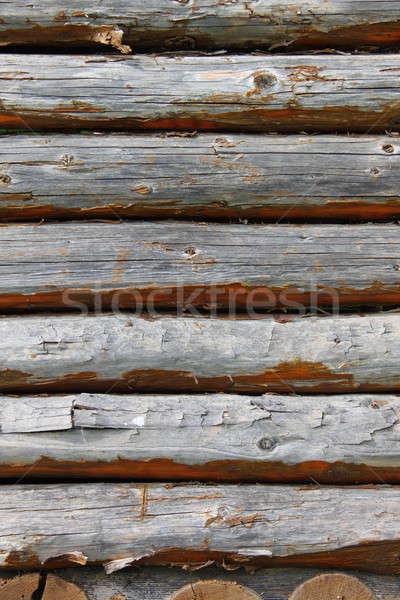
[0,282,399,314]
[0,456,399,485]
[0,200,400,222]
[1,103,400,133]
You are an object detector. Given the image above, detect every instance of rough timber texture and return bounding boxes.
[290,573,374,600]
[2,55,400,133]
[0,567,399,600]
[3,134,400,222]
[3,483,400,572]
[1,1,400,52]
[0,222,400,311]
[172,580,262,600]
[0,313,399,394]
[5,393,400,483]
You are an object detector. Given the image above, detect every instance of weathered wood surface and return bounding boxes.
[0,222,399,311]
[1,1,400,52]
[3,393,400,483]
[0,313,399,394]
[3,134,400,222]
[3,482,400,572]
[2,567,400,600]
[2,55,400,133]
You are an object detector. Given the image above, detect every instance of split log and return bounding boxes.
[0,222,398,311]
[3,482,400,572]
[1,2,400,52]
[2,55,400,133]
[1,566,398,600]
[2,134,400,222]
[3,393,400,483]
[0,313,399,394]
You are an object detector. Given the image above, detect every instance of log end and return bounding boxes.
[290,573,375,600]
[171,579,261,600]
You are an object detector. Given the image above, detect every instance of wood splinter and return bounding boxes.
[290,573,375,600]
[171,580,261,600]
[0,573,87,600]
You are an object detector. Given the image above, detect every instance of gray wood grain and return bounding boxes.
[2,54,400,133]
[2,134,400,221]
[2,482,400,572]
[2,392,400,483]
[1,1,400,52]
[0,222,398,311]
[0,313,399,394]
[17,566,400,600]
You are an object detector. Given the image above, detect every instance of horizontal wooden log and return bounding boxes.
[4,566,398,600]
[3,134,400,222]
[0,222,399,311]
[3,393,400,483]
[2,55,400,133]
[3,482,400,572]
[0,313,399,394]
[1,2,400,52]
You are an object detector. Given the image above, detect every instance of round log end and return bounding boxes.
[42,574,87,600]
[0,574,40,600]
[290,573,375,600]
[171,579,261,600]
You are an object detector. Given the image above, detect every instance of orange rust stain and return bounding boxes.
[55,100,104,113]
[287,65,336,82]
[112,248,130,283]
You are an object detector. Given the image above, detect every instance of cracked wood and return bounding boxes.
[1,1,400,52]
[3,393,400,483]
[1,55,400,133]
[2,134,400,221]
[3,482,400,572]
[0,222,398,311]
[0,313,398,394]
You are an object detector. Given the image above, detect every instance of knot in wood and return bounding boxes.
[258,436,276,450]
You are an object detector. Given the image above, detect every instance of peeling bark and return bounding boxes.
[0,313,397,394]
[2,483,400,573]
[1,2,400,51]
[1,55,400,132]
[3,393,400,483]
[2,134,400,222]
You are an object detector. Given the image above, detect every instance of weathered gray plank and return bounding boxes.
[2,392,400,483]
[0,313,399,394]
[0,222,398,311]
[2,482,400,572]
[2,134,400,221]
[1,1,400,52]
[2,55,400,133]
[9,566,400,600]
